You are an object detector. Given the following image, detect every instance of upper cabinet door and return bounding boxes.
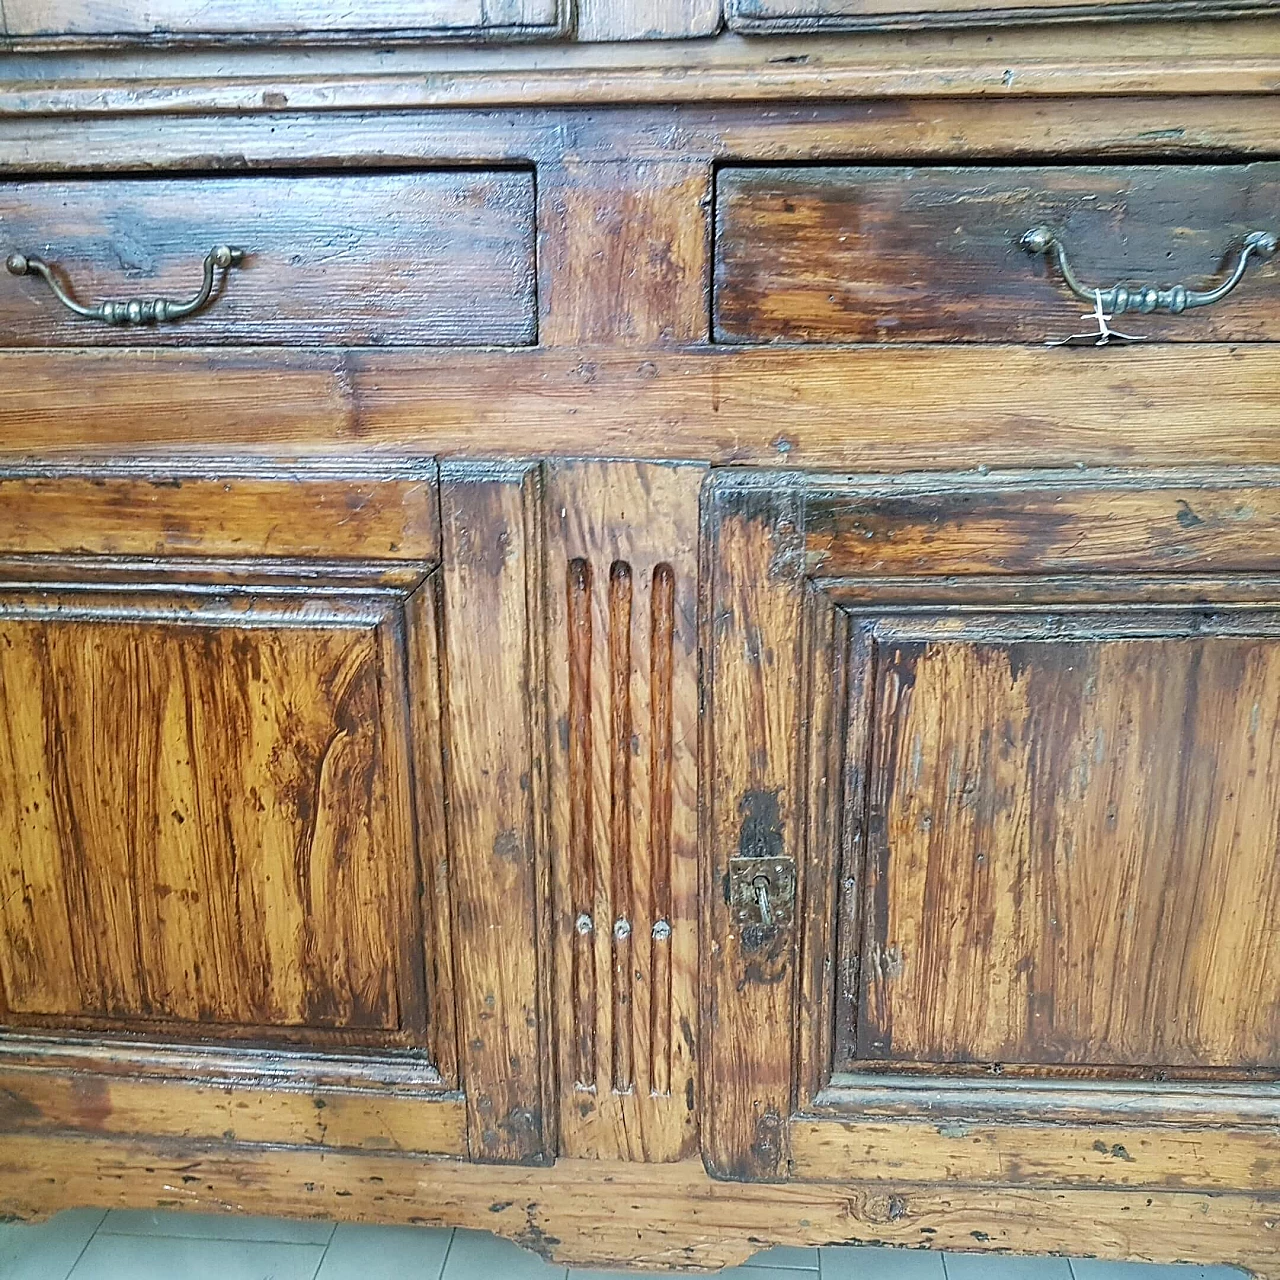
[704,467,1280,1193]
[727,0,1273,30]
[2,0,564,42]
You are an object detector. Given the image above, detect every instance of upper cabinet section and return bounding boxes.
[0,171,537,347]
[727,0,1274,30]
[1,0,566,43]
[1,0,724,44]
[715,164,1280,346]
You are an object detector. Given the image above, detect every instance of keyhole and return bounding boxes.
[753,875,773,926]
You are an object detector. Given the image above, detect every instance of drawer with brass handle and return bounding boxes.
[0,170,537,347]
[714,163,1280,345]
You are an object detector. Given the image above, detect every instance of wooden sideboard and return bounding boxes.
[0,4,1278,1275]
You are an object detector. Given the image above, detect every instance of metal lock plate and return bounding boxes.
[728,856,797,930]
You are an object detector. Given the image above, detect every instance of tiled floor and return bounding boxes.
[0,1211,1248,1280]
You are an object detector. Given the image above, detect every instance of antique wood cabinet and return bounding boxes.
[0,3,1278,1276]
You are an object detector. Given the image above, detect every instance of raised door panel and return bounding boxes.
[705,468,1280,1200]
[0,600,424,1043]
[855,626,1280,1072]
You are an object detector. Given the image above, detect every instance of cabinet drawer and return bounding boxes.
[4,0,563,43]
[714,164,1280,345]
[0,171,537,347]
[726,0,1269,30]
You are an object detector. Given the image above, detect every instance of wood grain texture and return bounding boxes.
[0,584,431,1047]
[4,346,1279,470]
[539,161,712,347]
[704,474,807,1181]
[715,164,1280,345]
[789,1116,1280,1191]
[807,473,1280,578]
[440,463,549,1164]
[545,462,702,1162]
[856,626,1280,1071]
[0,1066,467,1155]
[0,464,438,561]
[3,1141,1278,1278]
[727,0,1274,30]
[576,0,721,40]
[0,173,536,347]
[2,0,562,39]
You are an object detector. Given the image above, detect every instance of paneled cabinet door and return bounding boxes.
[704,468,1280,1198]
[0,461,549,1165]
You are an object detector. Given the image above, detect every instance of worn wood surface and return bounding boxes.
[539,161,711,348]
[715,164,1280,344]
[703,475,807,1181]
[727,0,1275,31]
[2,0,562,40]
[806,472,1280,577]
[0,464,439,561]
[789,1116,1280,1191]
[439,464,550,1164]
[0,173,536,347]
[857,626,1280,1070]
[576,0,721,39]
[3,1142,1279,1279]
[0,583,431,1048]
[2,346,1279,469]
[0,1065,467,1155]
[544,462,702,1161]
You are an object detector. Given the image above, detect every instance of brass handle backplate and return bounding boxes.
[1020,225,1276,315]
[5,244,245,325]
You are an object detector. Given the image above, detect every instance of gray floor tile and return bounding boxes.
[1071,1262,1248,1279]
[821,1245,947,1278]
[444,1228,566,1280]
[0,1209,107,1280]
[748,1247,822,1270]
[945,1254,1073,1279]
[99,1208,335,1244]
[317,1223,455,1279]
[66,1233,326,1280]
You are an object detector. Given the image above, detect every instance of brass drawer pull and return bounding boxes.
[1020,225,1276,315]
[5,244,245,325]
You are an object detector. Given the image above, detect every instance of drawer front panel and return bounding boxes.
[714,164,1280,345]
[726,0,1271,31]
[0,171,537,347]
[4,0,563,40]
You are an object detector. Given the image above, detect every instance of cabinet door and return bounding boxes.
[0,461,548,1164]
[704,468,1280,1193]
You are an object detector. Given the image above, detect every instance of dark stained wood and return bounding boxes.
[2,0,563,42]
[0,581,430,1046]
[439,463,550,1164]
[726,0,1274,30]
[856,624,1280,1070]
[544,462,702,1162]
[0,172,536,347]
[715,165,1280,344]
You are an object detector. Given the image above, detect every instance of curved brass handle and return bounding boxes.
[1021,226,1276,315]
[5,244,245,325]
